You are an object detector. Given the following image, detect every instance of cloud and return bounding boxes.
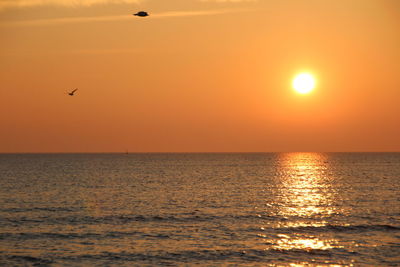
[2,14,133,26]
[0,0,142,10]
[0,0,256,10]
[1,8,253,26]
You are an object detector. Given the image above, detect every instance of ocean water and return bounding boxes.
[0,153,399,266]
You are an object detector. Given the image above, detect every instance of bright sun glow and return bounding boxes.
[292,73,316,94]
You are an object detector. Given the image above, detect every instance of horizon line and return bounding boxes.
[1,151,399,154]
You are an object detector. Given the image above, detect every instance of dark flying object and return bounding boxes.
[68,88,78,96]
[133,11,149,17]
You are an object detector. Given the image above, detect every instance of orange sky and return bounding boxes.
[0,0,399,152]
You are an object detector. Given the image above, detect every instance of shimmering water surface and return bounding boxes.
[0,153,399,266]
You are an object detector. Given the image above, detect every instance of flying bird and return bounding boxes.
[68,88,78,96]
[133,11,149,17]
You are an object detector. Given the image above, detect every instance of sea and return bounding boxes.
[0,153,399,266]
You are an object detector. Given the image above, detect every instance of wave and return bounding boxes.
[0,255,53,266]
[0,207,79,213]
[1,248,356,265]
[0,213,280,226]
[2,212,400,234]
[1,223,398,243]
[279,224,400,233]
[0,231,173,241]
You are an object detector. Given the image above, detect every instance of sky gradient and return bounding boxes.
[1,0,399,152]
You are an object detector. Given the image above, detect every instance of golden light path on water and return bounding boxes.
[263,153,346,254]
[277,153,335,218]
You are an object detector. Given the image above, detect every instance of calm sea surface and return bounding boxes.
[0,153,399,266]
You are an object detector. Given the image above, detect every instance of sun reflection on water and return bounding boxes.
[274,234,336,250]
[264,153,344,257]
[276,153,337,219]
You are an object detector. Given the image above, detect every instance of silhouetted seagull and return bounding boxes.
[68,88,78,96]
[133,11,149,17]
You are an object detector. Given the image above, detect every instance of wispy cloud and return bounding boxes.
[0,0,142,10]
[0,0,256,10]
[2,14,133,26]
[1,8,253,26]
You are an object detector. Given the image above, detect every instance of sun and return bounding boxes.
[292,73,316,94]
